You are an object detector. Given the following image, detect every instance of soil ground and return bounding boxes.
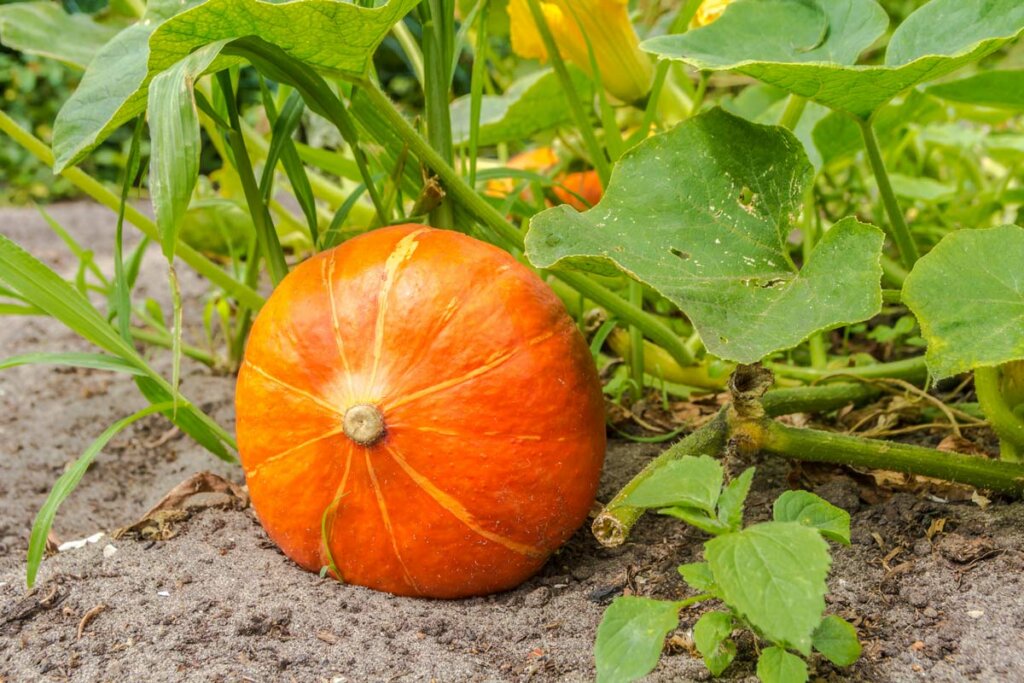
[1,203,1023,682]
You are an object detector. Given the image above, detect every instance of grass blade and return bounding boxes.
[0,352,146,375]
[26,402,174,587]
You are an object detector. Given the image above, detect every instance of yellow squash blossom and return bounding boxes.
[508,0,653,103]
[691,0,734,27]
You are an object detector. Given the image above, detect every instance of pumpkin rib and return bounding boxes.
[383,442,546,558]
[382,327,558,413]
[241,359,343,417]
[323,251,357,402]
[244,425,347,480]
[368,228,431,392]
[364,448,421,594]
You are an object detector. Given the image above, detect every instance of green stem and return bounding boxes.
[628,280,645,397]
[467,0,490,187]
[392,21,426,87]
[607,327,722,390]
[356,80,697,368]
[975,366,1024,462]
[0,110,265,311]
[592,413,728,546]
[761,382,882,416]
[767,356,927,384]
[778,95,807,132]
[421,0,457,228]
[523,0,611,184]
[760,419,1024,495]
[858,117,920,270]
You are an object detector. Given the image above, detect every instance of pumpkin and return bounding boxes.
[235,224,606,598]
[552,170,603,211]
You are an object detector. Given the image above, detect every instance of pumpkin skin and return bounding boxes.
[235,224,606,598]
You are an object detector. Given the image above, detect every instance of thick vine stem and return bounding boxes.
[758,420,1024,495]
[728,363,774,420]
[974,365,1024,462]
[592,412,728,547]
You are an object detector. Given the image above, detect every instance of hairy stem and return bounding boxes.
[858,117,920,270]
[766,356,928,384]
[759,419,1024,495]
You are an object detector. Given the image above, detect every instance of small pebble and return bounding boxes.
[923,607,939,619]
[102,544,117,558]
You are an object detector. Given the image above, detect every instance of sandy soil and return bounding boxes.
[2,203,1023,682]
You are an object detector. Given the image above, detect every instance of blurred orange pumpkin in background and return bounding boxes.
[235,225,606,598]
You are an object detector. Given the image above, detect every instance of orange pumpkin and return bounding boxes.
[235,225,606,598]
[552,170,603,210]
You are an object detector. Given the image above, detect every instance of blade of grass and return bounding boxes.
[33,204,107,288]
[467,0,489,187]
[259,88,320,246]
[26,402,173,587]
[112,117,146,342]
[0,352,146,375]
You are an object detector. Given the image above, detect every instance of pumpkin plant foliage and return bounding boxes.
[526,108,885,363]
[595,457,857,683]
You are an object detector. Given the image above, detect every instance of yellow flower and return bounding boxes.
[508,0,653,103]
[691,0,734,27]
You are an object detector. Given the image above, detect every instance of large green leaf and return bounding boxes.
[706,521,831,655]
[927,71,1024,110]
[595,597,680,683]
[902,225,1024,378]
[51,0,417,171]
[148,43,226,260]
[756,647,809,683]
[450,68,590,146]
[0,2,119,69]
[643,0,1024,118]
[526,108,884,363]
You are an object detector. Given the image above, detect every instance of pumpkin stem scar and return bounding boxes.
[343,404,386,446]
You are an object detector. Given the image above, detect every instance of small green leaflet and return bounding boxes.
[594,596,680,683]
[526,108,884,363]
[622,455,723,513]
[928,71,1024,111]
[756,646,809,683]
[693,611,736,676]
[450,68,591,146]
[772,490,851,545]
[705,521,831,655]
[717,466,755,532]
[677,562,716,593]
[0,1,118,69]
[902,225,1024,378]
[812,615,861,666]
[643,0,1024,118]
[149,42,227,261]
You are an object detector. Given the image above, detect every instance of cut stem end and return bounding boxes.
[343,404,386,446]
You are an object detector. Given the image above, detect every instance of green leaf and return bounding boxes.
[693,611,736,676]
[0,352,146,376]
[756,647,809,683]
[27,402,173,587]
[526,108,884,363]
[149,43,226,260]
[450,68,590,146]
[812,615,862,666]
[595,596,680,683]
[677,562,717,593]
[643,0,1024,118]
[717,467,755,532]
[706,521,831,654]
[658,506,727,536]
[622,455,723,513]
[772,490,851,545]
[52,0,417,171]
[902,225,1024,378]
[927,71,1024,110]
[0,1,119,69]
